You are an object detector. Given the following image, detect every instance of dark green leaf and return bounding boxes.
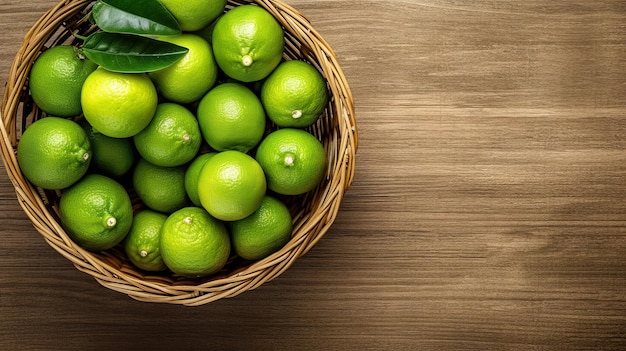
[80,32,189,73]
[91,0,180,36]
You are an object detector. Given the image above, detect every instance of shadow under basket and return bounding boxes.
[0,0,357,306]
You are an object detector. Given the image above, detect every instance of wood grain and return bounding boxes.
[1,0,625,350]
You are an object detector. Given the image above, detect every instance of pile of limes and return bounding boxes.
[18,2,329,278]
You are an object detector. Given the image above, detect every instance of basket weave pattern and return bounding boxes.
[0,0,357,305]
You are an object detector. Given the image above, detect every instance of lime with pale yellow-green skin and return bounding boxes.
[81,67,158,138]
[59,174,133,252]
[158,0,226,32]
[79,118,135,178]
[198,150,266,222]
[230,196,293,261]
[17,117,91,190]
[148,34,218,104]
[197,83,266,153]
[255,128,327,195]
[133,103,202,167]
[261,60,329,128]
[184,152,217,207]
[124,209,168,272]
[29,45,97,117]
[212,4,284,82]
[133,158,189,214]
[160,207,230,278]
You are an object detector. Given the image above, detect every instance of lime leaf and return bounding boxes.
[80,32,189,73]
[91,0,181,36]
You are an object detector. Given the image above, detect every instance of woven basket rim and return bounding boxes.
[0,0,357,306]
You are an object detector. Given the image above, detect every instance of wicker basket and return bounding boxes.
[0,0,357,305]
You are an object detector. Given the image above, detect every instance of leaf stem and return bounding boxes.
[74,33,89,41]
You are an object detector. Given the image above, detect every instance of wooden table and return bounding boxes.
[1,1,625,349]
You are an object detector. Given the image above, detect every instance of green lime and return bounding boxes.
[160,207,230,278]
[184,152,217,207]
[81,67,158,138]
[17,117,91,190]
[59,174,133,251]
[255,128,327,195]
[230,196,293,261]
[159,0,226,32]
[148,34,218,104]
[197,83,265,153]
[194,15,221,44]
[79,118,135,178]
[198,150,266,221]
[212,4,284,82]
[29,45,97,117]
[132,158,189,214]
[123,209,168,272]
[133,103,202,167]
[261,60,329,128]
